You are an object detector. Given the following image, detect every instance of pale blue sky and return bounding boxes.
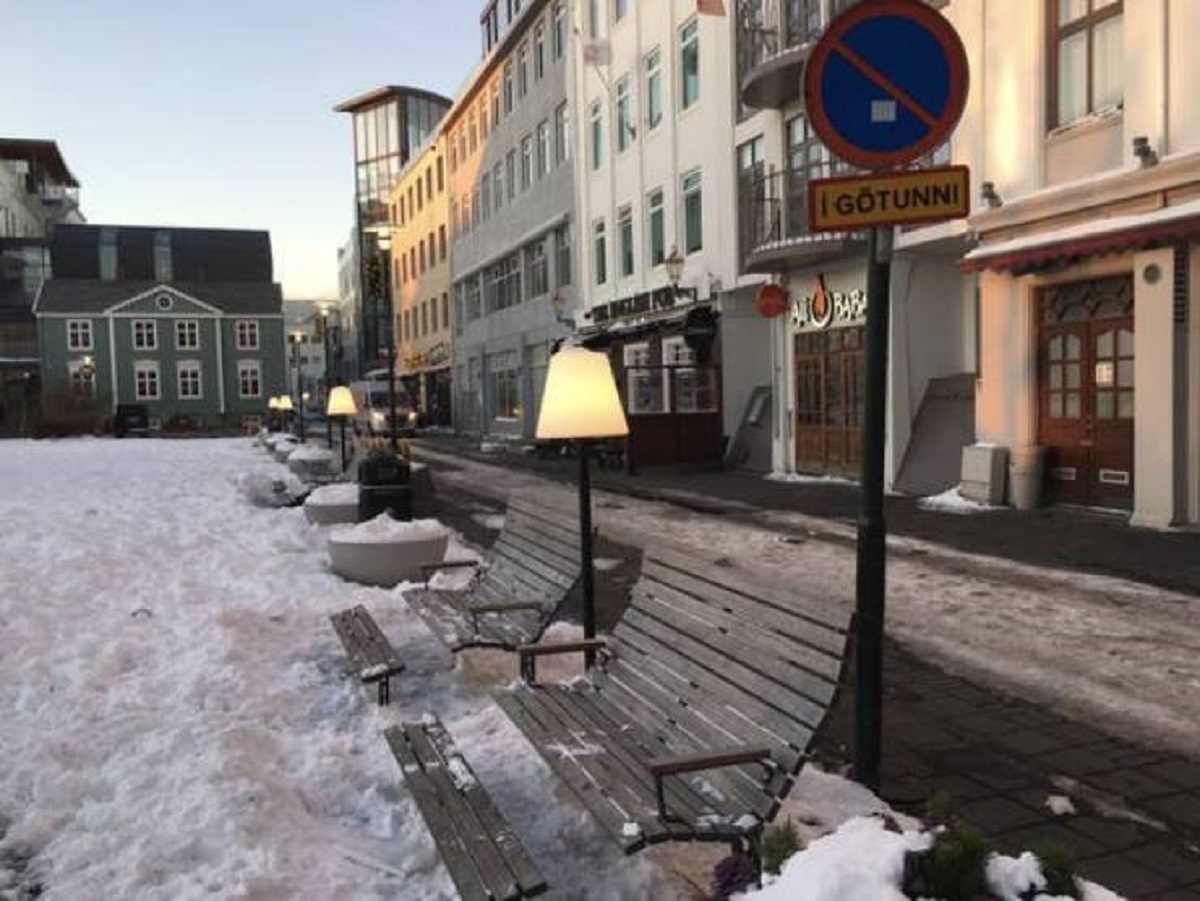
[1,0,481,299]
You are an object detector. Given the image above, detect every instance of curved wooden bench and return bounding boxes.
[494,546,853,855]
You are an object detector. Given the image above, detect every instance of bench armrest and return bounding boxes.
[517,638,609,683]
[647,746,773,821]
[420,558,481,574]
[471,599,544,613]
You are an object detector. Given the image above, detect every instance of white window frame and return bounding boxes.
[132,319,157,351]
[66,319,93,351]
[645,48,663,131]
[590,101,604,171]
[624,342,665,414]
[680,18,700,111]
[617,205,635,278]
[682,169,703,255]
[176,360,203,400]
[236,319,260,351]
[616,75,634,152]
[662,335,716,414]
[134,361,160,400]
[175,319,200,351]
[238,360,262,399]
[647,188,666,268]
[67,359,97,397]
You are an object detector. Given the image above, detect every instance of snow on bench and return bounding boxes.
[329,604,404,705]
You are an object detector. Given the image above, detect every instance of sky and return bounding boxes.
[1,0,482,300]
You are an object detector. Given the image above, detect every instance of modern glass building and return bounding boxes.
[335,87,451,371]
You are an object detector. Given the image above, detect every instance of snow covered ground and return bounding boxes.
[418,445,1200,758]
[0,438,676,899]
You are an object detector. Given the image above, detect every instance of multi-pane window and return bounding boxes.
[593,220,608,285]
[494,162,505,212]
[1050,0,1123,128]
[590,102,604,170]
[555,225,572,287]
[534,26,546,79]
[616,76,634,152]
[67,319,92,351]
[488,350,521,420]
[238,360,261,398]
[680,19,700,110]
[135,361,160,400]
[552,2,567,58]
[480,175,492,222]
[176,319,200,350]
[441,293,450,330]
[537,120,552,177]
[421,301,429,336]
[521,136,534,190]
[236,320,259,350]
[682,170,703,254]
[420,239,428,272]
[618,206,635,278]
[647,189,665,268]
[645,49,663,130]
[68,359,96,398]
[486,254,523,312]
[526,241,549,298]
[506,150,518,201]
[132,319,157,350]
[177,361,202,400]
[614,0,628,22]
[518,43,529,97]
[439,225,447,262]
[624,343,664,414]
[464,275,482,320]
[663,336,716,412]
[555,102,571,164]
[473,186,482,227]
[504,63,515,113]
[491,83,501,128]
[468,113,477,156]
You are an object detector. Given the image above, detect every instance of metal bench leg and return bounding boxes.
[378,677,389,706]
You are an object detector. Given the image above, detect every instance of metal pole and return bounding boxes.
[325,314,334,450]
[578,439,597,669]
[339,417,348,471]
[854,226,893,793]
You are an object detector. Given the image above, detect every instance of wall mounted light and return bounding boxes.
[980,181,1003,209]
[1132,136,1158,168]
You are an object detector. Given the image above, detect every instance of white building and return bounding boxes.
[283,300,331,414]
[571,0,771,468]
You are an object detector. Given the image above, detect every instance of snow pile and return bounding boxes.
[289,445,335,464]
[918,486,1000,515]
[329,515,448,545]
[233,466,308,507]
[306,483,360,507]
[765,471,855,486]
[745,816,1125,901]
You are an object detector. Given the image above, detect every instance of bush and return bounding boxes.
[760,818,800,876]
[903,823,994,900]
[1033,843,1081,899]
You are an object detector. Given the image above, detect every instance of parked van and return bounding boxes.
[349,371,419,437]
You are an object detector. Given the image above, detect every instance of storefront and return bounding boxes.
[401,341,453,427]
[965,194,1200,528]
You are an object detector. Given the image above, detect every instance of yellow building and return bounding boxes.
[389,134,452,425]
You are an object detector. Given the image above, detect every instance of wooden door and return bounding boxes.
[1038,278,1134,510]
[794,328,864,474]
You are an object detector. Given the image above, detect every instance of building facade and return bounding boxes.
[734,0,973,491]
[34,225,286,430]
[334,87,452,374]
[572,0,771,468]
[336,227,361,384]
[283,299,335,416]
[960,0,1200,528]
[449,0,577,440]
[0,139,85,434]
[390,134,454,426]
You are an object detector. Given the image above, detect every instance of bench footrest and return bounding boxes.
[385,718,547,900]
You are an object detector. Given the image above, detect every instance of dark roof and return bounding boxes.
[0,139,79,187]
[333,85,452,113]
[34,279,283,316]
[50,225,274,283]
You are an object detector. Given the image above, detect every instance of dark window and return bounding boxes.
[1048,0,1123,128]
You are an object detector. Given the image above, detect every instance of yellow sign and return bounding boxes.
[808,165,970,232]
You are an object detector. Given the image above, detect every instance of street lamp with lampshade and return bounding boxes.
[535,345,628,668]
[277,394,294,434]
[326,385,357,471]
[664,246,684,292]
[267,395,280,431]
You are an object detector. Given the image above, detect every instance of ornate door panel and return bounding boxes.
[1038,278,1134,510]
[795,328,864,474]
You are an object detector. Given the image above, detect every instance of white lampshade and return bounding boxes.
[536,346,629,440]
[327,385,357,417]
[268,396,280,410]
[277,395,294,412]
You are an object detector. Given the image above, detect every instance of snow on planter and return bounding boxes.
[306,483,359,506]
[288,445,335,464]
[744,815,1125,901]
[327,515,450,587]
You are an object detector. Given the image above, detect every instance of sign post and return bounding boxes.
[803,0,969,793]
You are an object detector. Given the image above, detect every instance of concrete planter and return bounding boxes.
[327,516,450,587]
[288,446,339,483]
[304,484,359,526]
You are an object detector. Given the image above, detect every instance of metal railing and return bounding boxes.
[736,0,844,82]
[738,162,862,260]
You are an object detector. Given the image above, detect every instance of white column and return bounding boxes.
[975,270,1037,447]
[214,317,226,415]
[1131,248,1177,528]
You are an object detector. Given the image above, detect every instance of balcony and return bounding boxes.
[738,165,865,273]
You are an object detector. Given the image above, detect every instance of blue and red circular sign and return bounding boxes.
[803,0,968,171]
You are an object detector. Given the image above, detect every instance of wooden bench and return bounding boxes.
[404,499,585,652]
[493,546,853,857]
[329,605,404,705]
[385,717,547,900]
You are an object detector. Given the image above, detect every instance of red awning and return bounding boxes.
[962,199,1200,274]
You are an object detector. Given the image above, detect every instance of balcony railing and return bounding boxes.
[738,163,864,270]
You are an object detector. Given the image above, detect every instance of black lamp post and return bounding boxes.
[367,228,398,455]
[289,333,306,443]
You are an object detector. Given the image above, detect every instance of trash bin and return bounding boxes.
[357,449,413,521]
[1008,444,1046,511]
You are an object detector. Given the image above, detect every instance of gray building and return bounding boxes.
[448,0,575,439]
[336,228,361,383]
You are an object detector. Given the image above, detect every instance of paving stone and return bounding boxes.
[1144,761,1200,791]
[1088,768,1180,802]
[927,774,996,803]
[1036,746,1127,778]
[955,713,1028,738]
[960,796,1047,833]
[1146,886,1200,901]
[1144,794,1200,832]
[995,728,1072,756]
[998,822,1107,862]
[1077,852,1174,897]
[1068,814,1153,851]
[1127,842,1200,887]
